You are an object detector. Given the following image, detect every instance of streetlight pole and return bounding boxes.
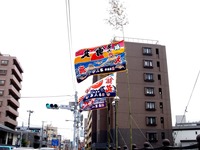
[27,110,33,147]
[112,96,120,149]
[27,110,34,130]
[41,121,47,148]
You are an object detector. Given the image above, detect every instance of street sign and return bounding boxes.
[51,139,59,146]
[59,105,73,110]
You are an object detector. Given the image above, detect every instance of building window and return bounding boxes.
[159,88,162,95]
[145,102,156,111]
[0,80,5,86]
[143,60,153,68]
[144,73,154,82]
[0,90,4,96]
[160,117,164,123]
[158,74,161,80]
[146,132,158,142]
[0,69,7,75]
[146,117,157,126]
[161,132,165,139]
[144,87,155,96]
[156,48,159,55]
[1,60,9,65]
[0,101,2,107]
[159,102,163,108]
[157,61,160,67]
[143,47,152,55]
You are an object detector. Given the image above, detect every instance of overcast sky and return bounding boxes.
[0,0,200,140]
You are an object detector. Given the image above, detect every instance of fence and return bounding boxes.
[109,134,200,150]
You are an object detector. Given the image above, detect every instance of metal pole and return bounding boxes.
[113,96,120,149]
[41,121,45,148]
[27,110,33,147]
[27,110,34,130]
[116,100,118,149]
[74,91,78,150]
[107,99,111,148]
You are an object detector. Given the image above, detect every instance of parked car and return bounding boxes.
[39,148,57,150]
[13,147,35,150]
[0,146,15,150]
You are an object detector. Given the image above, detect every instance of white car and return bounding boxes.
[39,148,56,150]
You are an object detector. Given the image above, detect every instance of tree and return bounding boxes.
[106,0,129,31]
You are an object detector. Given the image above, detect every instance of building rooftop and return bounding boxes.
[114,36,159,44]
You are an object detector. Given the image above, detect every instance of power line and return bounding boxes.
[174,69,200,141]
[20,94,74,99]
[0,94,74,99]
[64,0,76,92]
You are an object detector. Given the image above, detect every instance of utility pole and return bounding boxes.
[41,121,46,148]
[74,91,78,150]
[27,110,34,130]
[27,110,33,147]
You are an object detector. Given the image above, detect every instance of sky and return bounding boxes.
[0,0,200,140]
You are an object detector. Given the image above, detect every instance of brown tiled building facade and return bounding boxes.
[85,38,173,149]
[0,53,23,130]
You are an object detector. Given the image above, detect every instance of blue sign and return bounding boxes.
[51,139,59,146]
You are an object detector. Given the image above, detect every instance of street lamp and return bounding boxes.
[112,96,120,149]
[41,121,47,147]
[27,110,34,130]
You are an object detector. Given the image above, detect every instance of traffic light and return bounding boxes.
[46,103,59,109]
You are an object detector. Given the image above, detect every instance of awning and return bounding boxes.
[0,124,17,134]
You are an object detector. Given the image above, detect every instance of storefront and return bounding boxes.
[0,124,18,145]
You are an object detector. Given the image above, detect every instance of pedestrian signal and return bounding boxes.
[46,103,59,109]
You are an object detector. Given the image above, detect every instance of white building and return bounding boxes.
[173,115,200,147]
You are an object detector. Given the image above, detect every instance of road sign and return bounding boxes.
[51,139,59,146]
[59,105,73,110]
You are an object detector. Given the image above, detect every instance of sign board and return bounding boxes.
[69,102,75,106]
[59,105,73,110]
[51,139,59,146]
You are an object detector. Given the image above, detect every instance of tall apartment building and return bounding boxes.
[0,53,23,144]
[85,37,173,149]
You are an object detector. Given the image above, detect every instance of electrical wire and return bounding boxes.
[173,69,200,142]
[118,129,128,147]
[21,95,74,99]
[64,0,77,92]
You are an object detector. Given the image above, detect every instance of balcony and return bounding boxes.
[12,66,23,81]
[10,75,22,90]
[7,95,20,108]
[4,116,17,126]
[6,106,19,117]
[9,85,21,99]
[13,58,23,73]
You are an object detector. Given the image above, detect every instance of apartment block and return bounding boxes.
[85,37,173,149]
[0,53,23,144]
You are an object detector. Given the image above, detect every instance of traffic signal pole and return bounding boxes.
[73,91,78,150]
[45,91,81,150]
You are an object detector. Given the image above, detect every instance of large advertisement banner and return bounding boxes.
[79,98,106,111]
[74,40,126,83]
[78,74,116,103]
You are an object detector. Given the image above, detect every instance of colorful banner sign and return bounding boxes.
[74,40,126,83]
[75,40,125,64]
[79,98,106,111]
[78,74,116,103]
